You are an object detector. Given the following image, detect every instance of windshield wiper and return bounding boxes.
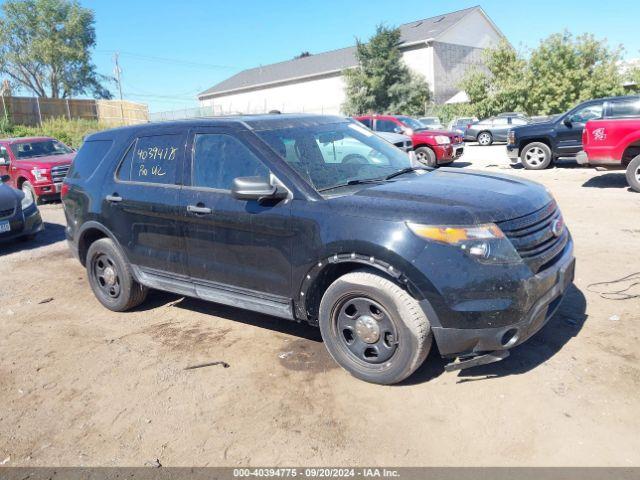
[384,166,428,180]
[317,178,386,193]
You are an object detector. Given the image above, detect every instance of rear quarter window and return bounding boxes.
[68,140,114,180]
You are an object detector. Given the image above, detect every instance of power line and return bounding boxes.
[96,50,239,70]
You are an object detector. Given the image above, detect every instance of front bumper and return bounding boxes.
[0,205,44,242]
[420,239,575,357]
[434,143,464,164]
[576,151,589,165]
[34,181,63,199]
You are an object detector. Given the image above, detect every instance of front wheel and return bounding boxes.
[414,146,437,167]
[319,271,432,385]
[21,181,39,205]
[477,131,493,146]
[521,142,552,170]
[626,155,640,192]
[86,238,148,312]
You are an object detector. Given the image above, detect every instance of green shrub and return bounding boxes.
[0,117,110,148]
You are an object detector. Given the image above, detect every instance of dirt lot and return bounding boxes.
[1,144,639,467]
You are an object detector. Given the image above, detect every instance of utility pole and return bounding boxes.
[113,52,125,124]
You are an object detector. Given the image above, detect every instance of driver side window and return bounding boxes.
[376,119,400,133]
[569,104,603,123]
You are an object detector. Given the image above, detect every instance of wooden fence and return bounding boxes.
[0,96,149,126]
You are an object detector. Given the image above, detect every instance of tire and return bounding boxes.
[21,181,39,205]
[318,270,433,385]
[477,131,493,146]
[520,142,552,170]
[86,238,148,312]
[414,146,437,167]
[626,155,640,193]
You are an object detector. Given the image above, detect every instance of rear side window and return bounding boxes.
[192,133,269,190]
[68,140,113,180]
[609,99,640,118]
[358,118,372,128]
[118,134,183,184]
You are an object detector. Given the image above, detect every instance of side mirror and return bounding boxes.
[231,176,288,202]
[1,174,9,183]
[563,117,573,128]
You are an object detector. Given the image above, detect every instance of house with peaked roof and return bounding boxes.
[197,6,505,115]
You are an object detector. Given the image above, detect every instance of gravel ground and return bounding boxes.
[0,144,639,467]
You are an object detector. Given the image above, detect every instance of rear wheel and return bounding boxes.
[521,142,552,170]
[86,238,148,311]
[414,146,437,167]
[477,131,493,146]
[319,270,432,385]
[626,155,640,192]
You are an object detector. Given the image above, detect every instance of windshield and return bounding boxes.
[395,116,425,130]
[256,121,412,192]
[10,140,73,160]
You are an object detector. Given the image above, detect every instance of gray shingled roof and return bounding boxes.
[198,6,483,99]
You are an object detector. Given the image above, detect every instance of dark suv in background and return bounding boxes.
[63,114,574,384]
[507,95,640,169]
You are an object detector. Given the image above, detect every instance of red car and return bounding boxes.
[355,114,464,166]
[577,117,640,192]
[0,136,76,203]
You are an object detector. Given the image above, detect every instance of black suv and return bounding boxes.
[507,95,640,169]
[63,114,575,384]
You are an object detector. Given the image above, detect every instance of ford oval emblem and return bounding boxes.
[551,218,564,237]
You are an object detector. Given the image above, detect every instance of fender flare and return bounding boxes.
[293,252,424,324]
[76,221,129,265]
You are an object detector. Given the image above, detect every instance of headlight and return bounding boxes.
[31,167,47,181]
[407,222,521,264]
[434,135,451,145]
[21,189,34,209]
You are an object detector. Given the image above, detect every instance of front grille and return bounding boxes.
[0,207,14,219]
[51,164,70,183]
[498,201,569,273]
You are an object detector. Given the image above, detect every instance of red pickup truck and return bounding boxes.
[577,118,640,192]
[354,114,464,167]
[0,137,76,203]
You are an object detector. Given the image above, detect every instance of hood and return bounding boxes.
[328,168,551,225]
[0,182,21,210]
[376,132,410,143]
[414,129,452,136]
[511,120,556,136]
[13,152,75,168]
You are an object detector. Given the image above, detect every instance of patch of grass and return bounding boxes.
[0,117,112,148]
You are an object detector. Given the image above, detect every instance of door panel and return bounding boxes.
[556,103,603,155]
[180,128,293,298]
[102,131,188,276]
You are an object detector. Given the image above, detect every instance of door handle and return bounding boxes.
[106,194,122,203]
[187,205,212,215]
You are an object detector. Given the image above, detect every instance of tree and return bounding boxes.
[0,0,111,99]
[342,25,430,116]
[460,32,627,116]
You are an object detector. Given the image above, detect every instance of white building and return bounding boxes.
[198,6,505,115]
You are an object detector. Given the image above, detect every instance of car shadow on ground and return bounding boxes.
[446,161,473,168]
[140,289,322,342]
[0,221,66,256]
[137,283,587,386]
[582,172,634,190]
[404,283,588,385]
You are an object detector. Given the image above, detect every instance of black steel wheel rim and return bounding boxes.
[93,253,121,299]
[333,296,398,365]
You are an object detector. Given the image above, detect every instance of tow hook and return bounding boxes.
[444,350,510,372]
